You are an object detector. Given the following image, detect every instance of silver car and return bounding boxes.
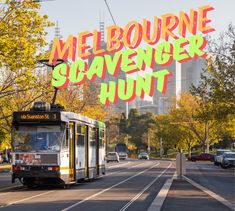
[214,149,231,165]
[0,155,3,164]
[138,152,149,160]
[106,152,120,163]
[221,152,235,168]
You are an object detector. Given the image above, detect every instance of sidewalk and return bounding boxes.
[160,179,233,211]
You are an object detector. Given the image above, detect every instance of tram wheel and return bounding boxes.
[23,178,35,189]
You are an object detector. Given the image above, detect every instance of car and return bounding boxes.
[138,152,149,160]
[214,149,231,165]
[188,153,215,162]
[0,155,3,164]
[117,152,128,160]
[221,152,235,169]
[106,152,119,163]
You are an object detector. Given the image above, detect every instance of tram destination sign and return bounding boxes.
[13,112,61,123]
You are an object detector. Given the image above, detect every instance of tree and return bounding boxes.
[0,1,53,149]
[175,126,198,157]
[191,24,235,119]
[169,92,235,153]
[0,1,52,98]
[154,114,181,155]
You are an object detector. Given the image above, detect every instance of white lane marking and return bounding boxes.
[3,190,55,207]
[105,162,145,177]
[61,162,160,211]
[0,162,144,199]
[108,162,130,169]
[0,187,27,197]
[120,162,172,211]
[0,185,22,192]
[147,172,175,211]
[183,175,234,210]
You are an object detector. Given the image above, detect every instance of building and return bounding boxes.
[153,58,205,114]
[87,21,126,114]
[153,61,176,114]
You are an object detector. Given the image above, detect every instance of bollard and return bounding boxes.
[176,151,186,179]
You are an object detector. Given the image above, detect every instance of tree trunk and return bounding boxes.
[188,147,191,157]
[206,143,210,153]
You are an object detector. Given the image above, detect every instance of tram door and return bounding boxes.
[69,122,76,182]
[85,126,89,178]
[96,128,99,176]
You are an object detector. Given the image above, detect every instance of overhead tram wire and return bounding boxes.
[104,0,117,26]
[104,0,129,119]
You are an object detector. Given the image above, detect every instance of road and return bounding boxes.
[0,160,174,211]
[0,160,233,211]
[186,161,235,206]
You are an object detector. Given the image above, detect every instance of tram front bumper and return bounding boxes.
[12,165,61,183]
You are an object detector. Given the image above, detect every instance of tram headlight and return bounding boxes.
[47,166,60,171]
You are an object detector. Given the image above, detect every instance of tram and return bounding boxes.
[115,143,128,160]
[11,102,106,187]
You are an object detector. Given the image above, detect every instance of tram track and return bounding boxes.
[0,160,141,195]
[0,162,147,208]
[61,161,162,211]
[119,162,173,211]
[0,160,172,210]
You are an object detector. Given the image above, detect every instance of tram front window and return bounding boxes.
[13,125,65,152]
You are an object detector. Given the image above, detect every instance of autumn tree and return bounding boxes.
[191,24,235,119]
[0,1,53,149]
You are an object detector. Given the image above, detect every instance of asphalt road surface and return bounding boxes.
[0,160,175,211]
[186,161,235,206]
[0,160,233,211]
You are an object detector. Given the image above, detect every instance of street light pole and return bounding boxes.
[160,137,163,158]
[147,130,150,154]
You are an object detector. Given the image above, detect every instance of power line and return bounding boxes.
[104,0,117,26]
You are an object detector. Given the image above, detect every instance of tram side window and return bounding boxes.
[77,125,85,146]
[61,128,68,149]
[99,130,105,147]
[89,127,97,147]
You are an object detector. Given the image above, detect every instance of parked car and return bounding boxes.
[106,152,119,163]
[138,152,149,160]
[221,152,235,169]
[214,149,231,166]
[0,155,3,164]
[188,153,215,162]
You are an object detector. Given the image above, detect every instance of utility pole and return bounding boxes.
[160,138,163,157]
[147,130,150,154]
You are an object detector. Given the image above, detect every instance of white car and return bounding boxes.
[221,152,235,168]
[138,152,149,160]
[0,155,3,164]
[106,152,120,163]
[214,149,231,165]
[117,152,128,160]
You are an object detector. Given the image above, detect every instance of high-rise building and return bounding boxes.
[87,21,126,114]
[153,58,205,114]
[153,61,176,114]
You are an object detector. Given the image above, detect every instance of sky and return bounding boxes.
[39,0,235,43]
[39,0,234,103]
